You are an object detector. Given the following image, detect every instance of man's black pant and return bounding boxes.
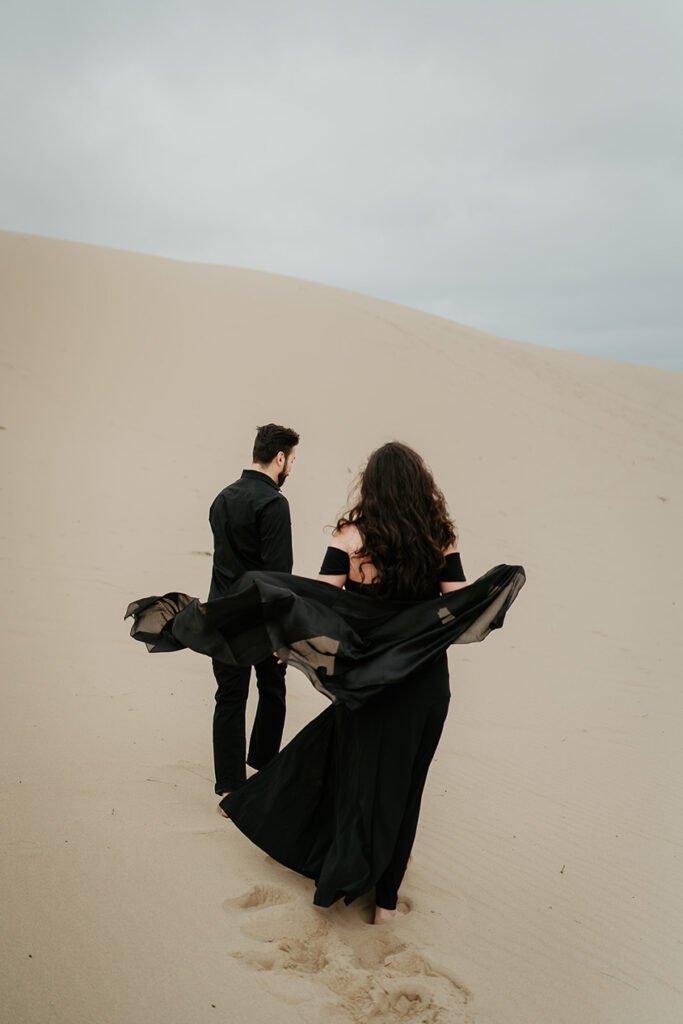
[212,656,287,795]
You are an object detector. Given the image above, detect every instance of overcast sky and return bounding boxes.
[2,0,681,370]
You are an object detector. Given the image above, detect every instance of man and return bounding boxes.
[208,423,299,806]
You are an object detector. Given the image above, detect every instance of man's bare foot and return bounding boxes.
[374,905,407,924]
[217,792,230,819]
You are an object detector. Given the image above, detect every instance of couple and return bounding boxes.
[127,424,525,923]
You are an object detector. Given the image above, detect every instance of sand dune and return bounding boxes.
[1,229,682,1024]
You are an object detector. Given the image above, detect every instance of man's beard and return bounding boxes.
[277,468,289,487]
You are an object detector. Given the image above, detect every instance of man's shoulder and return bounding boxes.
[211,477,243,504]
[212,473,287,508]
[264,489,290,510]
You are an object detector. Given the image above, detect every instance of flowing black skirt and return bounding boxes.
[222,652,451,906]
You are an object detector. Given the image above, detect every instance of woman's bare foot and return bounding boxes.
[374,905,407,924]
[217,792,230,819]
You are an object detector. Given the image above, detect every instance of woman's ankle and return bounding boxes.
[374,905,406,924]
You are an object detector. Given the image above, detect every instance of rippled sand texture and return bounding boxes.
[1,229,682,1024]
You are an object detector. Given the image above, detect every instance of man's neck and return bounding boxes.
[251,462,279,485]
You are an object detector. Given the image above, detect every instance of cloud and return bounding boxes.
[1,0,681,370]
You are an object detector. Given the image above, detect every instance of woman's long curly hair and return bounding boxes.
[336,441,456,600]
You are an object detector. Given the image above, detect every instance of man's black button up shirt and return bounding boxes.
[209,470,293,598]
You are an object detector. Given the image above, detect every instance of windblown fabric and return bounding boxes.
[125,564,526,710]
[125,564,526,906]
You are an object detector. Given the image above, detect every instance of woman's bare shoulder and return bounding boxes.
[442,540,459,556]
[331,522,363,555]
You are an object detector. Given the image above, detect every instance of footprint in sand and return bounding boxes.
[224,883,473,1023]
[229,884,294,911]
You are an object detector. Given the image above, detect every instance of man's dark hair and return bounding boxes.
[253,423,300,464]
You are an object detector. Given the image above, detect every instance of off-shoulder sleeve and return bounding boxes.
[319,547,350,575]
[440,551,466,582]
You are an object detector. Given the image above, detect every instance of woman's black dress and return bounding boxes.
[222,555,453,909]
[125,556,525,908]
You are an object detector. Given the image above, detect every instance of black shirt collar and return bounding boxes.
[241,469,280,491]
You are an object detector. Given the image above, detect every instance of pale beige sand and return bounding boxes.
[1,229,682,1024]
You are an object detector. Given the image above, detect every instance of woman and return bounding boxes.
[224,442,469,923]
[126,443,525,921]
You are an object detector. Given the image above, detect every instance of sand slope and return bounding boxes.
[1,229,682,1024]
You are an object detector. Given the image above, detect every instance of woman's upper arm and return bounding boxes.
[440,579,468,593]
[440,541,468,593]
[318,572,347,588]
[318,528,352,588]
